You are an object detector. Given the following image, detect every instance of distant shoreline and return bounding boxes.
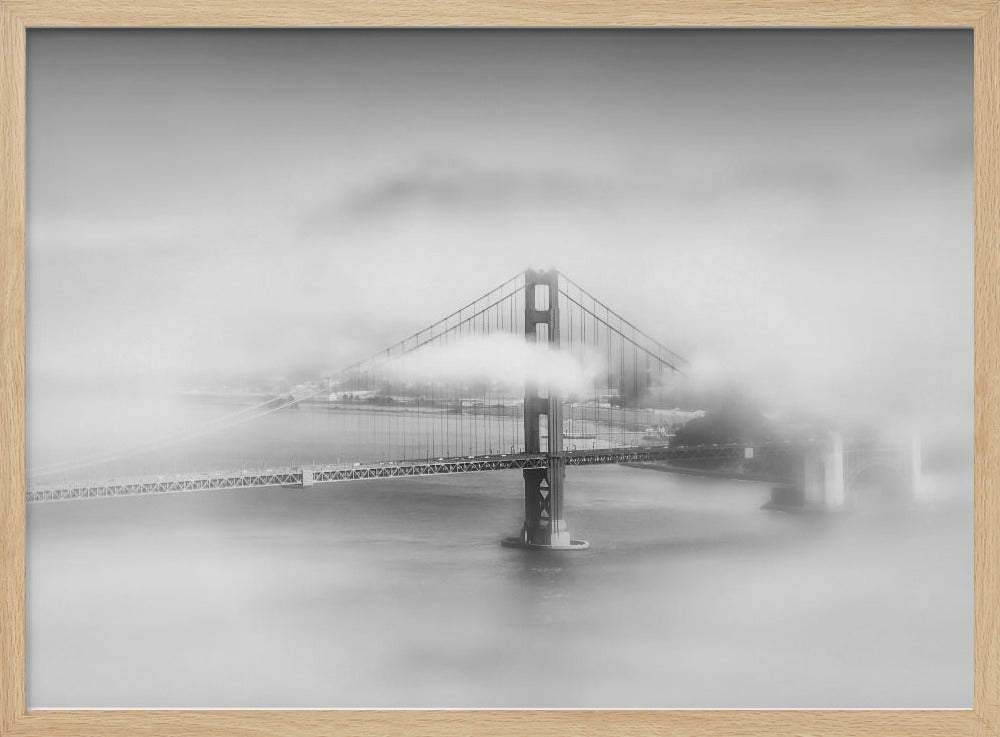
[622,461,780,484]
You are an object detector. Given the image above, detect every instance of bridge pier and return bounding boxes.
[766,430,923,512]
[503,269,588,550]
[803,431,845,509]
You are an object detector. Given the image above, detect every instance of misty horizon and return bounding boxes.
[27,29,971,438]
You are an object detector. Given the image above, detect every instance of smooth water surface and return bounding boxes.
[27,461,972,707]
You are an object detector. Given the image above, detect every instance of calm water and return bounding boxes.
[27,468,972,707]
[26,392,973,707]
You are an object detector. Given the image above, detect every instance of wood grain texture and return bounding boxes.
[0,3,26,736]
[975,3,1000,736]
[0,1,997,736]
[1,0,998,27]
[1,709,996,737]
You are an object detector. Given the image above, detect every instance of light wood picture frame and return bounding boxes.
[1,1,997,735]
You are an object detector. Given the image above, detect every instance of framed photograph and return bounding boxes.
[1,2,997,736]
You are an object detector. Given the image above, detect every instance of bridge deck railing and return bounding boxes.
[26,443,762,503]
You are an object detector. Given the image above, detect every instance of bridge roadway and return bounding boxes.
[27,443,750,503]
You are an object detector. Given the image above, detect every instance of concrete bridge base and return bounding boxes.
[501,534,590,551]
[763,430,921,513]
[501,464,590,550]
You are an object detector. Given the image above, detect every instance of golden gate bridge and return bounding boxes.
[26,268,920,549]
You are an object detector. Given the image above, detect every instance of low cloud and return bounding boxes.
[375,333,603,397]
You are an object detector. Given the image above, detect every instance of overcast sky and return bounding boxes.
[26,29,972,427]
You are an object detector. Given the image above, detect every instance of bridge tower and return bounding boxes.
[503,269,589,550]
[802,431,846,509]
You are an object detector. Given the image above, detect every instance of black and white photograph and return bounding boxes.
[25,29,973,708]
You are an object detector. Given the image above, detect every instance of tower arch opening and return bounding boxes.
[846,463,910,509]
